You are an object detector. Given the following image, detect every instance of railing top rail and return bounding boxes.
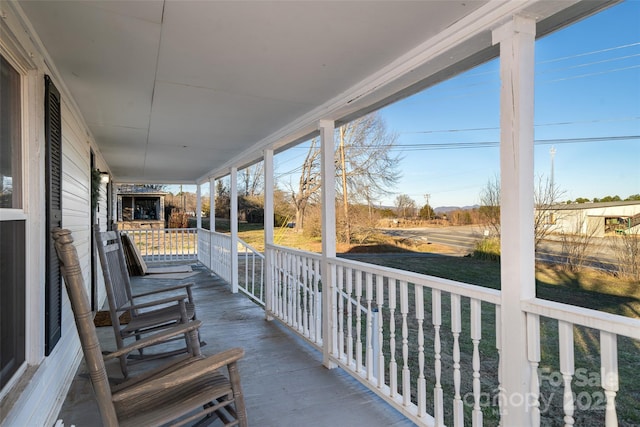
[331,255,501,304]
[210,230,232,239]
[522,298,640,340]
[238,239,264,258]
[122,227,198,233]
[266,243,323,261]
[266,243,500,304]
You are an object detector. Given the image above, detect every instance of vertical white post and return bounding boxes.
[319,119,336,369]
[264,149,274,320]
[196,183,202,229]
[492,15,537,426]
[209,176,215,275]
[471,298,483,427]
[558,320,574,426]
[230,167,239,293]
[600,331,619,427]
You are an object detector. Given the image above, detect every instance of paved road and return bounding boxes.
[380,225,620,270]
[381,225,483,253]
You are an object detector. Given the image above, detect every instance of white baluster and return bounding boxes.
[302,257,309,337]
[389,279,397,398]
[346,267,353,366]
[471,298,483,427]
[355,271,363,373]
[366,273,374,381]
[275,251,282,317]
[337,265,345,358]
[558,320,574,427]
[296,255,302,331]
[433,289,444,427]
[376,275,385,387]
[400,280,410,406]
[527,313,541,426]
[331,264,338,358]
[415,285,426,418]
[451,293,463,427]
[314,259,321,343]
[600,331,619,427]
[495,305,502,389]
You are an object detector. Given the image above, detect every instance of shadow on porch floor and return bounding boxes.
[58,263,414,426]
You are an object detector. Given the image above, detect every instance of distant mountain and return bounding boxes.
[434,205,479,214]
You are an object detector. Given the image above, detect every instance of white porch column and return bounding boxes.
[493,15,537,426]
[209,176,215,275]
[319,119,337,369]
[230,168,239,293]
[196,183,202,229]
[209,177,216,231]
[263,149,275,320]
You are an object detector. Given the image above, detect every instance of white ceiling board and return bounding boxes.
[16,0,608,184]
[156,1,484,105]
[147,80,308,150]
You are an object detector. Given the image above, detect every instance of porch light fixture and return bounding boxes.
[100,172,110,184]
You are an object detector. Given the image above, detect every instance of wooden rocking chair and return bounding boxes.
[54,228,248,427]
[93,225,201,377]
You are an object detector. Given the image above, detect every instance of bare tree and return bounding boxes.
[479,174,565,250]
[289,112,401,240]
[609,230,640,282]
[479,175,501,237]
[240,162,264,197]
[560,217,599,272]
[534,174,566,250]
[290,138,322,232]
[394,194,415,218]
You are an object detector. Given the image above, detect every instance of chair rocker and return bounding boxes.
[54,228,248,427]
[94,225,202,377]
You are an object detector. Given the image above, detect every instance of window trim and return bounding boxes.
[0,51,27,396]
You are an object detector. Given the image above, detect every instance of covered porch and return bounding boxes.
[1,1,638,426]
[59,262,413,426]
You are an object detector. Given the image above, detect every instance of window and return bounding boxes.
[0,54,25,389]
[0,54,22,208]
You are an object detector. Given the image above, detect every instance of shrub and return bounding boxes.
[473,237,501,262]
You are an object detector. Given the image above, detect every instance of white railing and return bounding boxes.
[199,228,264,302]
[522,298,640,427]
[205,237,640,426]
[265,243,502,427]
[329,256,501,427]
[121,228,198,262]
[238,240,265,306]
[198,228,233,284]
[267,245,323,347]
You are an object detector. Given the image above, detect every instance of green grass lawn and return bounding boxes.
[206,221,640,425]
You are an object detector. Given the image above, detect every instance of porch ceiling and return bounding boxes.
[16,0,606,184]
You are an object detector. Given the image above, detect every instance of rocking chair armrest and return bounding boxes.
[128,294,188,310]
[104,320,203,360]
[131,282,194,299]
[112,348,245,402]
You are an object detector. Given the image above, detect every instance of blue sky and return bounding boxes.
[179,1,639,209]
[375,0,640,208]
[276,0,639,209]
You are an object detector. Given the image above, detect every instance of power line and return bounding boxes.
[399,117,640,135]
[387,135,640,152]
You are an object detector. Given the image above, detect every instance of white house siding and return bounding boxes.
[0,2,109,425]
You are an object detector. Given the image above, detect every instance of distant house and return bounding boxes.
[117,185,167,229]
[537,200,640,237]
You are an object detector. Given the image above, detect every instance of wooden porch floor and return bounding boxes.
[58,263,414,426]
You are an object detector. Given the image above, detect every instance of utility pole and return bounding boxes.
[424,193,431,220]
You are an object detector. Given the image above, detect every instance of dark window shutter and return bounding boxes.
[45,75,62,355]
